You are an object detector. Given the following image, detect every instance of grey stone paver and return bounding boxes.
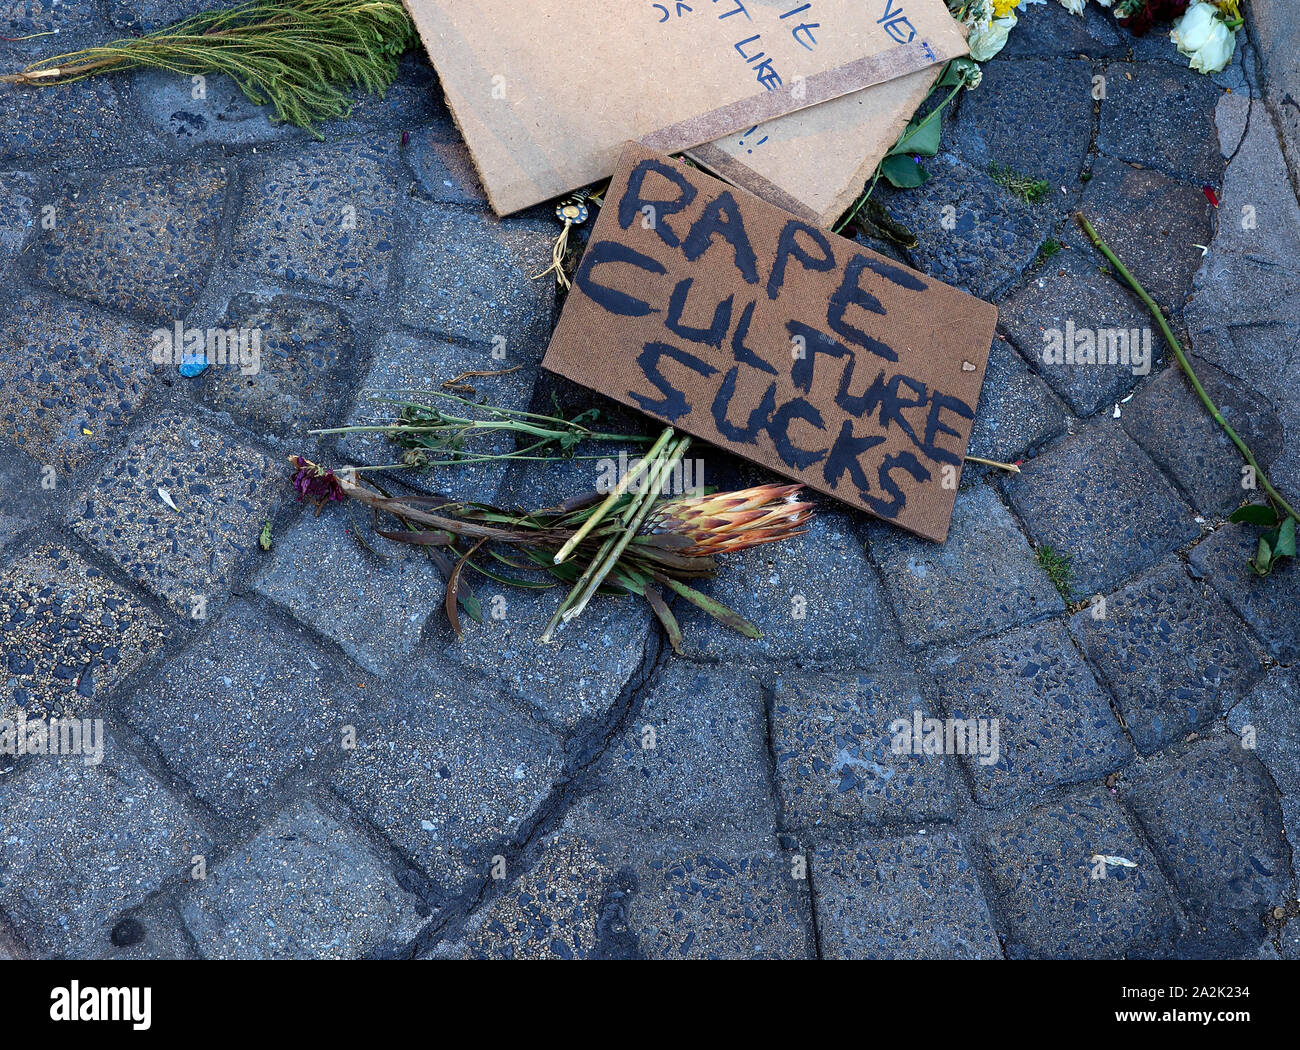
[1125,734,1291,957]
[572,660,775,853]
[769,669,956,840]
[1187,522,1300,663]
[327,659,563,895]
[122,599,367,818]
[870,483,1064,649]
[1001,421,1201,600]
[930,620,1133,807]
[1069,560,1265,754]
[71,409,279,617]
[0,739,210,958]
[255,498,446,678]
[966,333,1067,463]
[33,164,228,320]
[0,293,157,474]
[999,248,1159,417]
[675,509,900,667]
[814,832,1002,960]
[180,799,425,959]
[196,293,356,436]
[230,141,400,295]
[1119,357,1285,516]
[1,545,170,723]
[0,3,1291,960]
[983,787,1180,959]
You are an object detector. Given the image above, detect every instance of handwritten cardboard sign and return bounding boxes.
[404,0,969,216]
[542,144,998,542]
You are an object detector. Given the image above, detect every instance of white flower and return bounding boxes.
[1171,1,1236,74]
[969,13,1017,61]
[1094,0,1114,7]
[1057,0,1088,15]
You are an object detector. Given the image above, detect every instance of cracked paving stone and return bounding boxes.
[675,510,900,667]
[0,738,210,958]
[870,483,1064,650]
[33,164,228,320]
[948,58,1095,194]
[397,207,554,352]
[0,171,36,279]
[930,620,1133,807]
[430,583,654,735]
[1072,156,1215,318]
[256,504,449,678]
[999,247,1160,417]
[999,0,1126,58]
[409,126,489,206]
[180,800,425,959]
[1098,62,1225,188]
[230,141,399,296]
[1,0,103,62]
[196,292,356,436]
[94,898,195,961]
[1119,357,1284,517]
[122,599,367,819]
[769,669,956,842]
[70,410,279,617]
[1188,521,1300,663]
[338,328,536,500]
[814,832,1002,960]
[1227,667,1300,959]
[1125,733,1291,958]
[1069,560,1265,755]
[328,658,563,896]
[0,79,129,170]
[0,294,157,474]
[1001,421,1200,600]
[983,787,1180,959]
[573,660,775,852]
[132,69,309,150]
[967,333,1067,464]
[1,545,170,724]
[631,850,813,959]
[873,151,1046,302]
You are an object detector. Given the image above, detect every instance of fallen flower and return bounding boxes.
[290,456,346,513]
[1170,0,1237,74]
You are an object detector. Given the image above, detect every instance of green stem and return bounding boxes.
[1076,212,1299,524]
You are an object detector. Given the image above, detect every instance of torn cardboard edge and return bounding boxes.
[542,142,998,543]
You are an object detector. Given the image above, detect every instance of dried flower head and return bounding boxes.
[642,483,815,555]
[290,456,345,513]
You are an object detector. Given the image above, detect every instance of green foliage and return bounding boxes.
[989,163,1051,204]
[5,1,417,138]
[1035,545,1074,599]
[1229,503,1298,577]
[1035,238,1063,264]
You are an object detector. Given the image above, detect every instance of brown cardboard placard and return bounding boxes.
[403,0,969,216]
[688,63,945,226]
[542,143,998,542]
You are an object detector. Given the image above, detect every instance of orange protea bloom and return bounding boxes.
[641,483,815,556]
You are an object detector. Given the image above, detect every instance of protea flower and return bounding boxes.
[641,484,814,555]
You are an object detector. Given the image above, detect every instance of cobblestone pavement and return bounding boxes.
[0,2,1297,960]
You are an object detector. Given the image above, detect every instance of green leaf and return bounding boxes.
[881,153,929,189]
[889,115,941,158]
[1275,516,1297,559]
[656,575,760,639]
[1229,504,1279,527]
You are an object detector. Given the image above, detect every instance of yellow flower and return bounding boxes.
[993,0,1019,16]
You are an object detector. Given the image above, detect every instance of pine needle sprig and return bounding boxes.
[2,1,418,137]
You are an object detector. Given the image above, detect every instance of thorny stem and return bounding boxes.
[1076,213,1299,524]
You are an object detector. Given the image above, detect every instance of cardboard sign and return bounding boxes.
[542,144,998,542]
[404,0,969,216]
[688,64,944,226]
